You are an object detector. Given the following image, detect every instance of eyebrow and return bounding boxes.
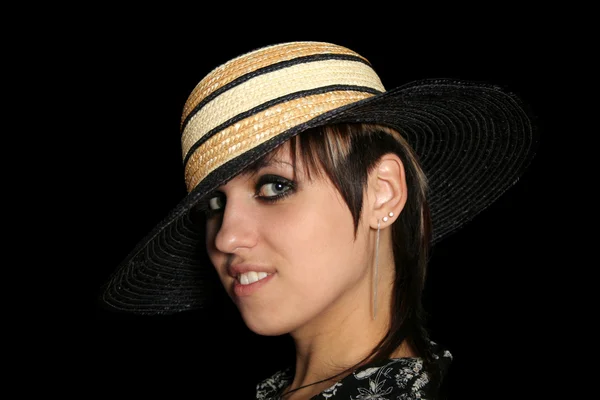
[243,155,294,175]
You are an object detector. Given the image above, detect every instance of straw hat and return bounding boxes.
[99,41,538,315]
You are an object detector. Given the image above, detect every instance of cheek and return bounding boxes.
[270,197,359,276]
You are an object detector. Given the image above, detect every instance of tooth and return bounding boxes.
[247,271,259,284]
[238,271,269,285]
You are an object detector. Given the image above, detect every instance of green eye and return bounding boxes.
[255,175,295,201]
[260,182,290,197]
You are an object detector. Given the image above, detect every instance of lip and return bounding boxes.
[232,272,274,297]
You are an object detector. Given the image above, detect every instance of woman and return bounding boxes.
[99,41,538,398]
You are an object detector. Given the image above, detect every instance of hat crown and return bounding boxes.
[181,41,377,127]
[179,41,386,192]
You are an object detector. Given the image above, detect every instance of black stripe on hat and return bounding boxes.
[180,53,372,133]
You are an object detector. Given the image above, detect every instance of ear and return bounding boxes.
[366,153,408,229]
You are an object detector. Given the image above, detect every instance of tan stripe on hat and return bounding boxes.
[180,41,387,192]
[184,90,375,191]
[180,42,370,126]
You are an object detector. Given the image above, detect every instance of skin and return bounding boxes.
[205,141,410,398]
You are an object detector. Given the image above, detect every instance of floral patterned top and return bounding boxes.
[255,343,452,399]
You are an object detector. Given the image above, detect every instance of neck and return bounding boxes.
[282,229,407,398]
[285,260,395,397]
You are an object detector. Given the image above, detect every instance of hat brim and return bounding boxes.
[99,78,538,315]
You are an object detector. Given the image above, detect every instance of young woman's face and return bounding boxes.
[205,142,373,336]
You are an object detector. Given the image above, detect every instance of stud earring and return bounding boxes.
[382,212,394,223]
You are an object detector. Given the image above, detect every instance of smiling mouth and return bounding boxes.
[237,271,270,285]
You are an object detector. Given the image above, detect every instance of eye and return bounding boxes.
[256,175,294,199]
[208,194,226,211]
[259,181,291,197]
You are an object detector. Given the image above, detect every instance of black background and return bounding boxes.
[86,18,566,399]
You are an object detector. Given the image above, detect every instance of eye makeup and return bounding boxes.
[254,174,296,202]
[203,173,297,218]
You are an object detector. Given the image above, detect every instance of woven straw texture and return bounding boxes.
[100,41,538,314]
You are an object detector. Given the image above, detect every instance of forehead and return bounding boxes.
[239,137,326,182]
[245,141,296,172]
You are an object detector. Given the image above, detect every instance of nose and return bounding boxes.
[212,194,258,255]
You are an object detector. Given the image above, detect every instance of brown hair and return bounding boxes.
[281,122,439,384]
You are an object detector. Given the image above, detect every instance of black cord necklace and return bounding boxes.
[279,371,344,399]
[278,354,372,399]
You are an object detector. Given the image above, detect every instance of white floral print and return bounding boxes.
[255,342,452,399]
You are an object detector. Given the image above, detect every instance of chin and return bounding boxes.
[242,315,292,337]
